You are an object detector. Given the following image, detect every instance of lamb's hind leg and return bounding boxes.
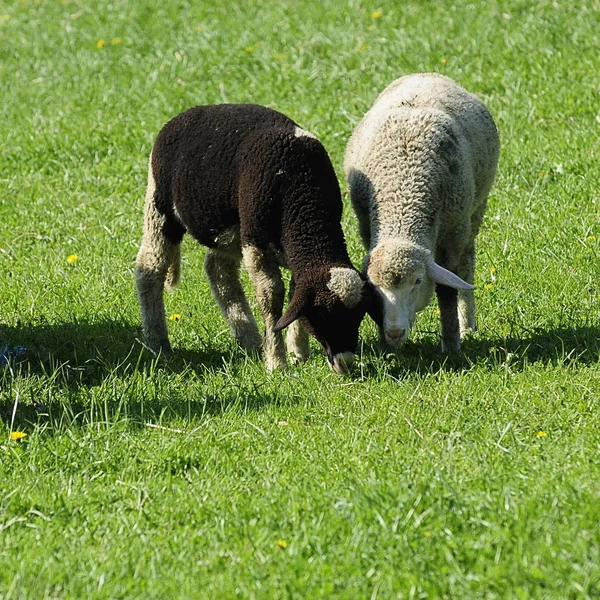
[286,276,310,364]
[135,177,181,352]
[204,249,261,349]
[242,245,287,372]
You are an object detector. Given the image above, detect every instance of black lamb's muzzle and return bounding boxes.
[322,342,355,375]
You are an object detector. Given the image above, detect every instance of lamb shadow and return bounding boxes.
[0,320,226,383]
[359,324,600,378]
[0,320,287,428]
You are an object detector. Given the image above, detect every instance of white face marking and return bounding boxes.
[376,275,431,345]
[327,267,364,308]
[294,126,317,139]
[330,351,355,375]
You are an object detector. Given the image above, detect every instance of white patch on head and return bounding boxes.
[331,351,355,375]
[294,126,317,140]
[375,274,433,346]
[327,267,364,308]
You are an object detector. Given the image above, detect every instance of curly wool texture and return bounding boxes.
[137,104,372,371]
[344,73,500,351]
[345,72,499,278]
[367,241,431,288]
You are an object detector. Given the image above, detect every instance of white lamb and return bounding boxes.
[344,73,500,352]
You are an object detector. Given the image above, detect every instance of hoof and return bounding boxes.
[264,357,288,373]
[441,337,461,354]
[288,350,309,365]
[233,328,262,350]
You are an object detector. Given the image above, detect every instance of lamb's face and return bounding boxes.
[274,267,373,374]
[303,267,371,374]
[366,241,434,345]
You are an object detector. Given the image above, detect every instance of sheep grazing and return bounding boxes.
[344,73,500,352]
[136,104,376,373]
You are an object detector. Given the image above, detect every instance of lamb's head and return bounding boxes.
[366,240,475,346]
[273,266,378,374]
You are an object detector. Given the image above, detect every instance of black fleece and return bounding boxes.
[151,103,351,271]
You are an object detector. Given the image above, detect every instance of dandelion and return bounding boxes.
[10,431,27,441]
[484,283,494,291]
[111,37,122,45]
[424,531,432,538]
[67,253,78,264]
[371,10,383,19]
[537,431,547,439]
[441,58,448,65]
[433,308,440,315]
[277,539,287,549]
[359,42,368,52]
[168,313,182,321]
[193,25,202,32]
[97,39,105,49]
[587,235,596,242]
[245,46,254,53]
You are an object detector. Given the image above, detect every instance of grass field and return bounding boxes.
[1,0,599,597]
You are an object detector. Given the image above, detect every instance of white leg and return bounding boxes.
[204,249,261,349]
[135,167,178,352]
[285,277,309,363]
[242,245,287,372]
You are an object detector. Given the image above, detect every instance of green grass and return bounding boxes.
[1,0,599,597]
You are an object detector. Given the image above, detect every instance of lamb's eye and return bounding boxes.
[414,278,422,286]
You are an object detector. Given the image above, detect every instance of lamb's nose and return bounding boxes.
[386,328,406,343]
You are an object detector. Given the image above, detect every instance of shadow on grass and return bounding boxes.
[0,320,226,379]
[1,321,598,428]
[359,324,600,379]
[0,320,280,427]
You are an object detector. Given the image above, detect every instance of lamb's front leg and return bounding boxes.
[286,276,310,364]
[457,241,477,336]
[242,245,287,372]
[436,284,461,353]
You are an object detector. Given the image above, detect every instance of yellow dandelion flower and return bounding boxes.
[10,431,27,441]
[67,254,78,264]
[587,235,596,242]
[245,46,254,53]
[111,37,122,45]
[168,313,182,321]
[441,58,448,65]
[433,308,441,315]
[359,42,368,52]
[193,25,203,32]
[97,39,105,50]
[371,10,383,19]
[490,266,497,274]
[537,431,547,439]
[484,283,494,291]
[424,531,432,538]
[277,539,287,549]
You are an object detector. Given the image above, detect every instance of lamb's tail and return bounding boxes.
[165,245,181,291]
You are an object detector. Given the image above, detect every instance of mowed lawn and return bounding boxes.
[1,0,599,597]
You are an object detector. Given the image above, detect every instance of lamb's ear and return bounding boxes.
[426,262,476,290]
[274,287,314,332]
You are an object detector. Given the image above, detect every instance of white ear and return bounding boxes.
[427,262,476,290]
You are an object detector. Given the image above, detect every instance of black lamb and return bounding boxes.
[135,104,376,373]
